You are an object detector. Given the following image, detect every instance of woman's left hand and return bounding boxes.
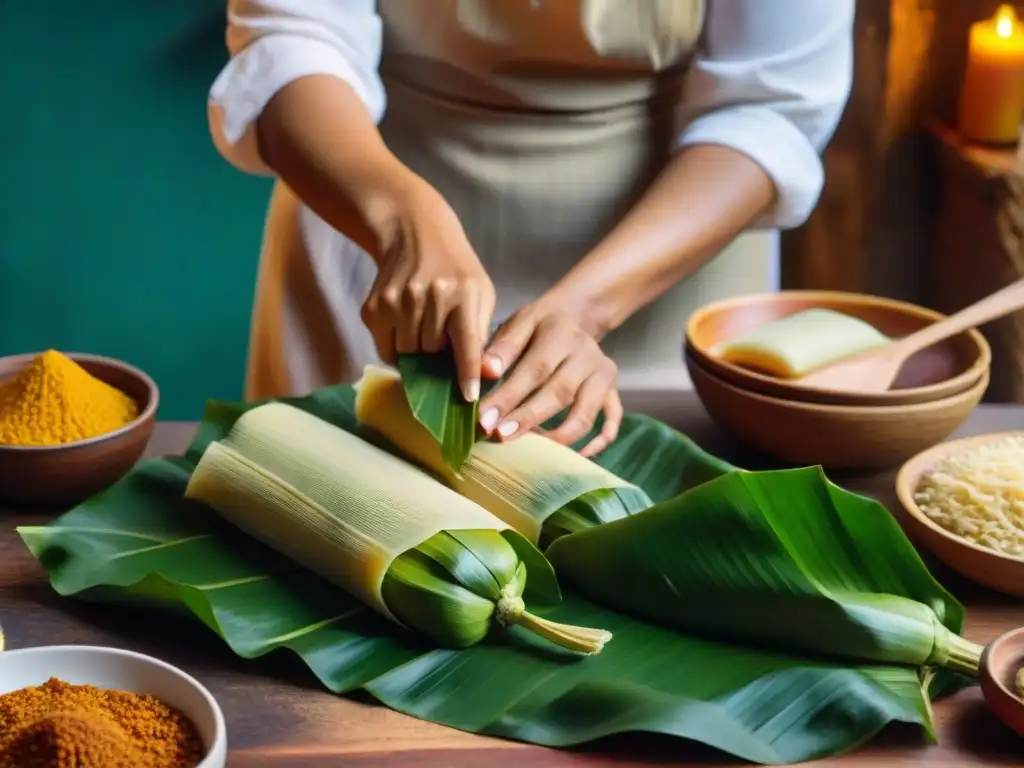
[477,302,621,457]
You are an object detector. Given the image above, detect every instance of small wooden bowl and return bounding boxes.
[980,628,1024,737]
[0,352,159,507]
[686,291,990,406]
[895,432,1024,597]
[686,349,988,470]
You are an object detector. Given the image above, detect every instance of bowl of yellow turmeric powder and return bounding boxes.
[0,644,227,767]
[0,350,159,507]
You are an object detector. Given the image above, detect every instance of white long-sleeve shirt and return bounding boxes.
[208,0,853,230]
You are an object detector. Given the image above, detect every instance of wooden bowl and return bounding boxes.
[686,291,990,406]
[686,348,988,470]
[0,352,159,507]
[980,628,1024,737]
[895,432,1024,597]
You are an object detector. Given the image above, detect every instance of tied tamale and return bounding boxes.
[185,403,610,654]
[354,365,651,547]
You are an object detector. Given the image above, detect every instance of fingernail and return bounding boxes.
[464,379,480,402]
[498,420,519,438]
[484,354,504,376]
[480,408,499,431]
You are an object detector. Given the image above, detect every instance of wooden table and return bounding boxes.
[2,392,1024,767]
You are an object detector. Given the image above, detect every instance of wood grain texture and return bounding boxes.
[2,397,1024,767]
[782,1,1009,305]
[781,0,889,295]
[931,125,1024,404]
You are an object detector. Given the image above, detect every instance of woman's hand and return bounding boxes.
[478,302,621,457]
[256,77,493,402]
[361,183,495,403]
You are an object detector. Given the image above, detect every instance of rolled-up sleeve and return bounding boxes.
[678,0,854,229]
[208,0,386,175]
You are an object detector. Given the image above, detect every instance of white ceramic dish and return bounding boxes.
[0,645,227,767]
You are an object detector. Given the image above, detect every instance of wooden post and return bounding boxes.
[931,126,1024,403]
[781,0,889,294]
[781,0,1011,303]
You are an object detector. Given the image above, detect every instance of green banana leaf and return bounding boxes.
[185,383,363,463]
[396,352,738,500]
[16,384,954,762]
[397,354,478,473]
[546,468,977,679]
[580,411,738,502]
[20,458,936,764]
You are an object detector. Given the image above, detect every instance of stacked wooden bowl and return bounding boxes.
[685,291,991,470]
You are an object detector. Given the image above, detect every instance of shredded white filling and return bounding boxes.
[914,436,1024,559]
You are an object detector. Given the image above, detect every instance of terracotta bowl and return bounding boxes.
[686,291,990,406]
[0,352,159,507]
[686,348,988,470]
[980,628,1024,737]
[895,432,1024,598]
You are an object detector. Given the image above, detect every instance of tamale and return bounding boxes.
[354,365,651,547]
[184,403,610,654]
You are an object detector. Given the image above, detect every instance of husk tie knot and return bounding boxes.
[495,585,526,627]
[492,584,611,655]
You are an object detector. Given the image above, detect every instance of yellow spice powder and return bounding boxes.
[0,350,139,447]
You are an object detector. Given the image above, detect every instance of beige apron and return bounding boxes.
[246,0,776,400]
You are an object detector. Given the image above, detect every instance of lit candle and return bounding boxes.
[958,5,1024,144]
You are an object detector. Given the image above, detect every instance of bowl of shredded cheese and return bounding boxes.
[0,350,159,507]
[896,431,1024,597]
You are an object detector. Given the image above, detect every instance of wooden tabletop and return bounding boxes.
[2,391,1024,767]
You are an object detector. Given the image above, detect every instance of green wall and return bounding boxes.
[1,2,272,419]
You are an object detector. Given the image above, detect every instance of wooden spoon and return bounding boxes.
[980,627,1024,737]
[797,278,1024,392]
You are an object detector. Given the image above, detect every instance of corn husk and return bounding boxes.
[354,365,651,546]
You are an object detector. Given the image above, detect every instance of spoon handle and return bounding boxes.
[891,278,1024,356]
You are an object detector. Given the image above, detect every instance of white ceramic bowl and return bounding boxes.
[0,645,227,767]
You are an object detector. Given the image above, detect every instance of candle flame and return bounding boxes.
[995,4,1018,38]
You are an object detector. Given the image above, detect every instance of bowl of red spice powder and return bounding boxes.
[0,350,160,507]
[0,644,227,768]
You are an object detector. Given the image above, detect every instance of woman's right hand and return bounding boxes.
[254,77,492,402]
[361,181,495,403]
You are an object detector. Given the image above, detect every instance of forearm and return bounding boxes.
[257,75,421,260]
[547,144,776,337]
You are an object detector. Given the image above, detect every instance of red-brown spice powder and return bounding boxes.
[0,678,204,768]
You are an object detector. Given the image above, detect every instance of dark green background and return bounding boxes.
[1,2,272,419]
